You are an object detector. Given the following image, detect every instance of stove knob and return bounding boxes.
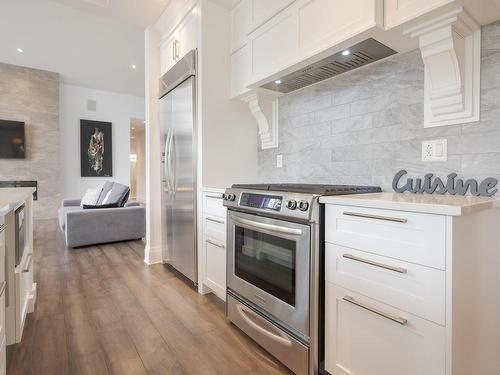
[228,194,236,201]
[298,201,309,211]
[286,200,297,210]
[222,194,228,200]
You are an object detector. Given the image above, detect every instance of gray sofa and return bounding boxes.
[58,187,146,248]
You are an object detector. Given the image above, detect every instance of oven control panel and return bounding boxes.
[238,193,282,211]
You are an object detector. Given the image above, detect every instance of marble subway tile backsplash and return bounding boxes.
[258,22,500,194]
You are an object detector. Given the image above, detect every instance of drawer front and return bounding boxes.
[204,215,226,243]
[325,205,446,269]
[204,237,226,299]
[203,192,226,218]
[326,243,445,325]
[325,283,446,375]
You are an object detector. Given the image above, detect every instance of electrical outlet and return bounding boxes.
[422,139,447,162]
[276,154,283,168]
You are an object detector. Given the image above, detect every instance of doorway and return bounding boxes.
[130,118,145,203]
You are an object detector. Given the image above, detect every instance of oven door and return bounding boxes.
[227,210,311,337]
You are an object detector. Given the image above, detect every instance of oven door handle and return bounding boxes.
[236,303,293,347]
[232,216,303,236]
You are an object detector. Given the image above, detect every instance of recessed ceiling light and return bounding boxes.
[131,64,137,69]
[16,48,23,53]
[341,50,350,56]
[275,80,282,85]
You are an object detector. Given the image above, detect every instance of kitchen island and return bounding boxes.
[0,187,36,356]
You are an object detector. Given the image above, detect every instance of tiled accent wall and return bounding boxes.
[0,63,60,219]
[258,22,500,194]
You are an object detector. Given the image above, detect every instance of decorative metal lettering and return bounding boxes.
[392,170,498,197]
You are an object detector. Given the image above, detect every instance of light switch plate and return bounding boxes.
[276,154,283,168]
[422,139,447,161]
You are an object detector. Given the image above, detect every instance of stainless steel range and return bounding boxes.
[223,183,381,375]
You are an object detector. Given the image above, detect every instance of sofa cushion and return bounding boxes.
[58,206,82,231]
[97,181,114,205]
[80,188,102,207]
[102,182,130,207]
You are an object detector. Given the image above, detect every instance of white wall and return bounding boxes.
[59,83,144,199]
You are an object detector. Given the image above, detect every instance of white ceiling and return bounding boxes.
[0,0,169,96]
[50,0,171,28]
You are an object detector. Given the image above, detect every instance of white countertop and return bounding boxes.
[319,192,500,216]
[0,187,36,214]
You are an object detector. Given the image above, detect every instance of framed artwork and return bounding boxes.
[80,119,112,177]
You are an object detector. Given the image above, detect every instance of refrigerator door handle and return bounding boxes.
[171,129,176,193]
[167,128,175,193]
[164,128,172,192]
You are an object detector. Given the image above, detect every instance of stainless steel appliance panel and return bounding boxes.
[159,50,197,284]
[227,210,311,337]
[227,294,309,375]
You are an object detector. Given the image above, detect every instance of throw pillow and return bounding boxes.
[97,181,114,205]
[82,203,119,209]
[80,188,102,207]
[102,182,130,207]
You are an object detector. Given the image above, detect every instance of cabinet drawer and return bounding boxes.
[326,243,445,325]
[325,205,446,269]
[204,237,226,299]
[204,215,226,243]
[325,283,446,375]
[203,192,226,218]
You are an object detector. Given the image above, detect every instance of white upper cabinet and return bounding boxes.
[160,33,178,75]
[298,0,381,56]
[384,0,454,29]
[250,0,296,31]
[178,9,198,59]
[250,8,298,82]
[231,0,251,52]
[231,43,252,97]
[159,5,198,76]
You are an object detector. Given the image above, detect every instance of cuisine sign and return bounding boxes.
[392,170,498,197]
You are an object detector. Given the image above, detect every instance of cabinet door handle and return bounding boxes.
[342,254,407,274]
[0,281,6,297]
[172,40,176,60]
[206,239,225,248]
[174,40,179,59]
[343,296,408,326]
[22,253,33,273]
[343,211,408,223]
[206,217,224,224]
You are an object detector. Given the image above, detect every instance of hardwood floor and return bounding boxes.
[7,219,292,375]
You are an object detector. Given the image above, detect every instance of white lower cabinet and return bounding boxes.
[322,194,500,375]
[201,190,227,300]
[325,284,446,375]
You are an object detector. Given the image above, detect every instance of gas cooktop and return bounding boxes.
[231,183,382,195]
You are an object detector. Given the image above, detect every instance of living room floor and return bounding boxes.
[7,220,291,375]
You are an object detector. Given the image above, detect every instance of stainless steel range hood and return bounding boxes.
[261,38,397,94]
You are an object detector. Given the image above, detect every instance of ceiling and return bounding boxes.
[50,0,171,28]
[0,0,169,96]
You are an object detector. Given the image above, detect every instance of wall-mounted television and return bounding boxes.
[0,120,26,159]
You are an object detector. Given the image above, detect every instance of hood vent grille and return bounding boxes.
[261,38,397,94]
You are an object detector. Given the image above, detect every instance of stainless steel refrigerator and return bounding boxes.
[159,50,197,284]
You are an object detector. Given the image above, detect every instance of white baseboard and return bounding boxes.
[144,244,162,265]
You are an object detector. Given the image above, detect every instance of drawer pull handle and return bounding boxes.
[343,296,408,326]
[206,239,225,248]
[206,194,223,200]
[0,281,6,298]
[342,254,407,274]
[343,211,408,223]
[206,217,224,224]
